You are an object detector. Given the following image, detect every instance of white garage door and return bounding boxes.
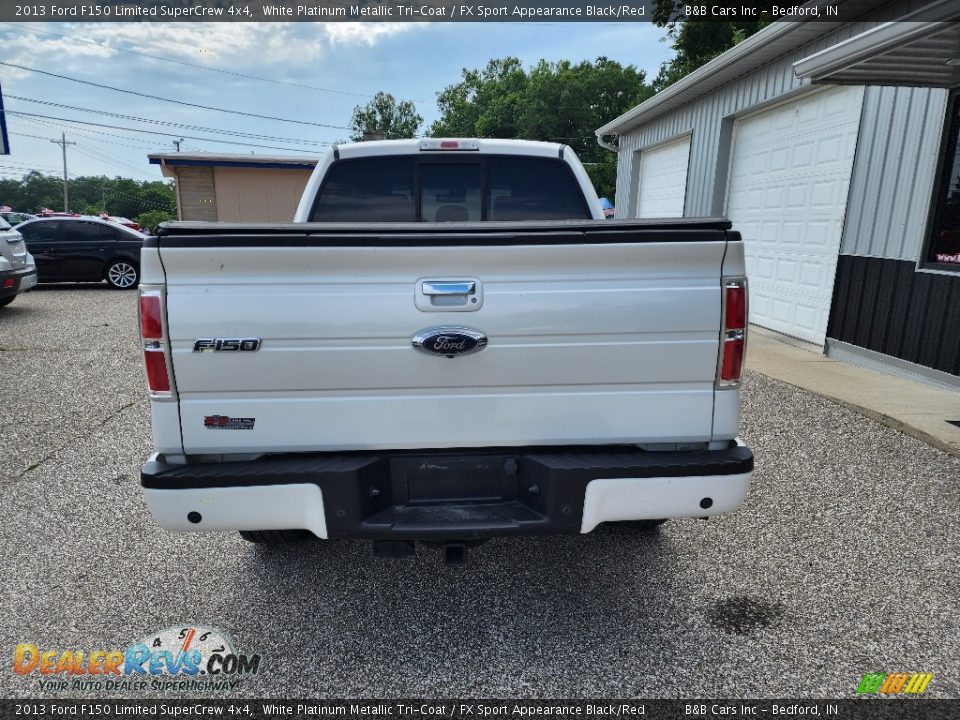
[636,136,691,218]
[726,85,864,344]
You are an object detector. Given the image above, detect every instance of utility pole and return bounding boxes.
[50,132,76,212]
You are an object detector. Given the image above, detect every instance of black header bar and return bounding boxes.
[1,699,959,719]
[0,1,944,23]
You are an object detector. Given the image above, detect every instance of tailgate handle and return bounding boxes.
[422,281,475,296]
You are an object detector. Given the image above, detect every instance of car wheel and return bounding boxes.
[239,529,314,544]
[0,295,15,308]
[105,260,139,289]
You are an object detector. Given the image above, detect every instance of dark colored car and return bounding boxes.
[16,217,146,289]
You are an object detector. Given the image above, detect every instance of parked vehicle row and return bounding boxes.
[8,216,146,292]
[1,207,142,230]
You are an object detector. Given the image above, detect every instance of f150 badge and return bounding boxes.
[193,338,261,352]
[412,326,487,358]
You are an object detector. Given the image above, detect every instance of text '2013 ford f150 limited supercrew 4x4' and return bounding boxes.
[138,139,753,562]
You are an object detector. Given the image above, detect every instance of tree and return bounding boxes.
[134,209,177,234]
[651,1,769,91]
[431,57,653,198]
[0,172,176,218]
[350,92,423,141]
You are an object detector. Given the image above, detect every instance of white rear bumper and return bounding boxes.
[144,483,329,538]
[143,463,752,537]
[579,471,752,533]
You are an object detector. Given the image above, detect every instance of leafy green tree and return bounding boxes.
[133,209,177,234]
[350,91,423,141]
[431,57,652,199]
[0,173,175,217]
[651,1,769,91]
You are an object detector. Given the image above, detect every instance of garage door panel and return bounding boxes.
[748,249,838,286]
[750,280,830,338]
[729,129,857,184]
[636,136,690,218]
[726,86,864,345]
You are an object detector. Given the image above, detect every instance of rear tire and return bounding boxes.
[0,295,15,308]
[239,529,314,544]
[105,260,139,289]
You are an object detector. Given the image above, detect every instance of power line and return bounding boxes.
[74,142,154,173]
[9,116,185,151]
[0,23,409,100]
[5,95,337,146]
[4,111,326,154]
[0,160,63,174]
[72,144,159,181]
[0,60,353,130]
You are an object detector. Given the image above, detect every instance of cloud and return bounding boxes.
[0,21,418,74]
[323,22,419,46]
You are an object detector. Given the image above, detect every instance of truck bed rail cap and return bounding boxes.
[154,217,733,237]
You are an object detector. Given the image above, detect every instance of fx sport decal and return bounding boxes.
[204,416,256,430]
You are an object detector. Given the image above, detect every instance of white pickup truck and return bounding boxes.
[139,139,752,562]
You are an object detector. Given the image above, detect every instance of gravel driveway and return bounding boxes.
[1,287,958,698]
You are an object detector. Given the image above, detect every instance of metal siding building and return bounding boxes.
[599,1,960,387]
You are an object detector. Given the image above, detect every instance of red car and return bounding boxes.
[37,208,81,218]
[100,214,143,232]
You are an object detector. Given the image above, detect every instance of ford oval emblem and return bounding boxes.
[412,326,488,358]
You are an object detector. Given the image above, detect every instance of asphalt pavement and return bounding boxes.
[1,286,958,699]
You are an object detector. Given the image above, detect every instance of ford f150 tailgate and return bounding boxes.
[144,219,743,457]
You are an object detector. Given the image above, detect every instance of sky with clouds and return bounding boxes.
[0,21,673,188]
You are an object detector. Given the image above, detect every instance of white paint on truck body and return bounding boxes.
[160,240,728,453]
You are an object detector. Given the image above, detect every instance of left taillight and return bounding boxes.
[716,278,747,388]
[139,288,172,396]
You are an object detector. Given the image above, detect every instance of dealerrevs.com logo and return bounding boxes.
[14,625,261,692]
[856,672,933,695]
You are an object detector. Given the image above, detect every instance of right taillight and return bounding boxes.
[717,278,747,388]
[139,288,173,396]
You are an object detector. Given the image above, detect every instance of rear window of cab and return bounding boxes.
[310,155,591,222]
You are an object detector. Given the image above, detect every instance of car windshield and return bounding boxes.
[0,216,11,230]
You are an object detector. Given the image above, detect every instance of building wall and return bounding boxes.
[840,85,949,261]
[613,0,933,220]
[213,167,312,222]
[614,23,872,218]
[611,1,959,378]
[828,256,960,377]
[175,167,218,221]
[828,86,959,379]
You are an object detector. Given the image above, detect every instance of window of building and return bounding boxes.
[926,91,960,269]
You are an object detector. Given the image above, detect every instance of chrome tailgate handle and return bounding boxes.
[422,281,476,296]
[416,278,483,312]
